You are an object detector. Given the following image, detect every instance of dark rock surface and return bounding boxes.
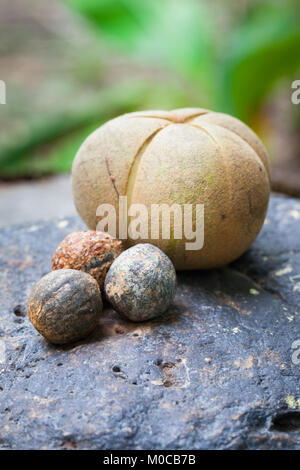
[0,195,299,450]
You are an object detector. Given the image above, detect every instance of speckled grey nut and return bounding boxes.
[28,269,102,345]
[104,244,177,322]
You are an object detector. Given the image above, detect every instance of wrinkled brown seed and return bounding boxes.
[51,230,123,290]
[27,269,102,345]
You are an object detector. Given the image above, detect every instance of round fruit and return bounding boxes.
[27,269,102,344]
[104,244,176,322]
[72,108,270,269]
[51,230,123,290]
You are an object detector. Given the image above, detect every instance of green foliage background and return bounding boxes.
[1,0,300,178]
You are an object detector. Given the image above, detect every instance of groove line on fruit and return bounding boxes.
[127,111,209,124]
[210,130,234,254]
[181,111,209,123]
[208,122,269,174]
[125,125,169,227]
[190,121,234,254]
[127,115,174,123]
[188,123,219,144]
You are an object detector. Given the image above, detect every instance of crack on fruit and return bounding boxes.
[105,156,120,198]
[127,111,209,124]
[184,121,234,254]
[185,114,269,177]
[128,115,174,123]
[125,125,168,228]
[202,123,234,257]
[180,111,209,123]
[188,123,219,144]
[206,122,270,177]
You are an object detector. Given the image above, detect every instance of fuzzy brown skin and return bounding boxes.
[105,244,176,322]
[72,108,270,270]
[51,231,123,290]
[27,269,102,345]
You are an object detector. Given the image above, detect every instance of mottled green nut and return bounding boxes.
[27,269,102,344]
[104,244,177,322]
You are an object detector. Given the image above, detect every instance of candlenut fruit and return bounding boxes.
[72,108,270,269]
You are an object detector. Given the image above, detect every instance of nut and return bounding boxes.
[52,230,123,290]
[27,269,102,344]
[105,244,176,322]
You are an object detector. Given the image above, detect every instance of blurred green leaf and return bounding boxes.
[0,81,144,178]
[135,1,215,98]
[0,80,195,179]
[65,0,155,50]
[66,0,300,121]
[5,0,300,179]
[218,2,300,120]
[66,0,216,103]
